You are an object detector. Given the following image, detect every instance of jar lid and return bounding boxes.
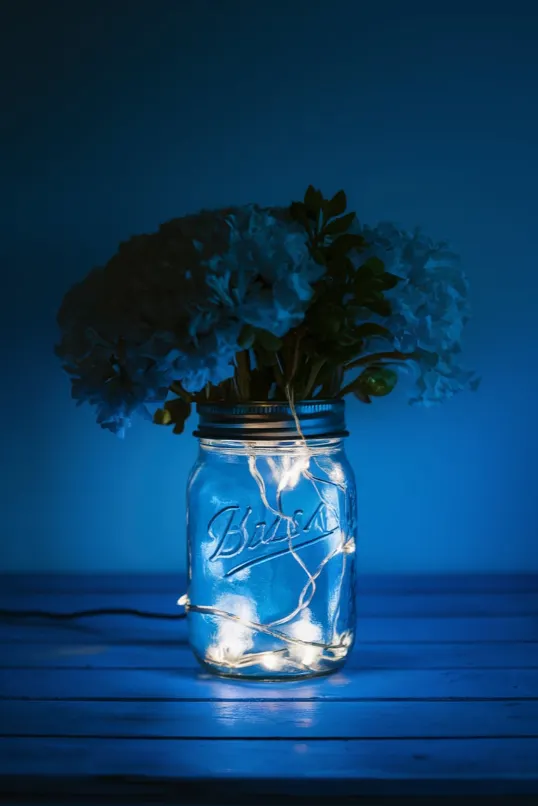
[194,400,348,441]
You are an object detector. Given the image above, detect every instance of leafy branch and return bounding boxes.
[155,185,411,432]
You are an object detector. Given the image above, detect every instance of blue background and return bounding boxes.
[1,0,536,573]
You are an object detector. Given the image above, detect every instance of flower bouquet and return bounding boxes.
[56,186,479,437]
[55,187,479,679]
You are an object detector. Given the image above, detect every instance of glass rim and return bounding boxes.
[198,436,345,453]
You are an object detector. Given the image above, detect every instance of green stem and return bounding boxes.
[301,358,326,399]
[339,352,417,398]
[170,381,193,404]
[338,378,359,398]
[272,353,287,397]
[330,365,344,397]
[288,329,305,385]
[344,350,416,372]
[235,350,251,401]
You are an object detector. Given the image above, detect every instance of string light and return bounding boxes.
[184,600,353,671]
[288,609,323,667]
[180,391,355,675]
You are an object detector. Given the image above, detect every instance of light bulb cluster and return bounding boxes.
[181,595,354,673]
[181,394,355,676]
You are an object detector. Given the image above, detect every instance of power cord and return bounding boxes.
[0,608,186,621]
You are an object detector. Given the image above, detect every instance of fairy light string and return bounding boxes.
[180,389,355,673]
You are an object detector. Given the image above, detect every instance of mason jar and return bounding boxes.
[184,400,357,679]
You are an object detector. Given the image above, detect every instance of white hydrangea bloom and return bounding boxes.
[350,220,479,405]
[56,205,322,435]
[203,205,324,337]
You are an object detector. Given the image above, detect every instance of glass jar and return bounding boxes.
[185,401,357,679]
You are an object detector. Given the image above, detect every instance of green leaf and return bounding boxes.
[353,387,372,404]
[289,201,310,229]
[153,408,172,426]
[353,286,393,317]
[379,271,401,290]
[347,304,373,320]
[301,335,321,358]
[304,185,324,217]
[366,298,392,317]
[354,266,377,289]
[353,323,393,341]
[249,367,273,399]
[310,247,327,265]
[323,212,356,237]
[153,397,191,434]
[254,328,283,352]
[326,233,366,258]
[324,316,342,337]
[361,256,385,275]
[167,398,192,434]
[238,324,255,350]
[329,342,368,364]
[354,267,391,312]
[308,302,345,339]
[358,366,398,397]
[337,330,361,347]
[255,348,279,367]
[325,254,353,280]
[324,189,347,219]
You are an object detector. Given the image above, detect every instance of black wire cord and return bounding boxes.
[0,608,186,621]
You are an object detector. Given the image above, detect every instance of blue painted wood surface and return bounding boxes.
[0,574,537,803]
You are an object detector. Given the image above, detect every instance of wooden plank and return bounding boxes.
[1,615,536,645]
[0,800,536,806]
[3,590,538,616]
[1,737,537,796]
[4,640,538,670]
[2,699,538,739]
[0,800,530,806]
[2,573,537,595]
[2,666,537,702]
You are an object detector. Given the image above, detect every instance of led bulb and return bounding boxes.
[261,652,285,671]
[276,453,311,493]
[288,610,323,669]
[205,594,257,668]
[328,462,346,485]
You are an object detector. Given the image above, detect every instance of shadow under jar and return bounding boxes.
[185,400,357,680]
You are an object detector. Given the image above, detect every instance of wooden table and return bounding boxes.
[1,574,537,804]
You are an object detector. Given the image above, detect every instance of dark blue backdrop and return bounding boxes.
[1,0,536,573]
